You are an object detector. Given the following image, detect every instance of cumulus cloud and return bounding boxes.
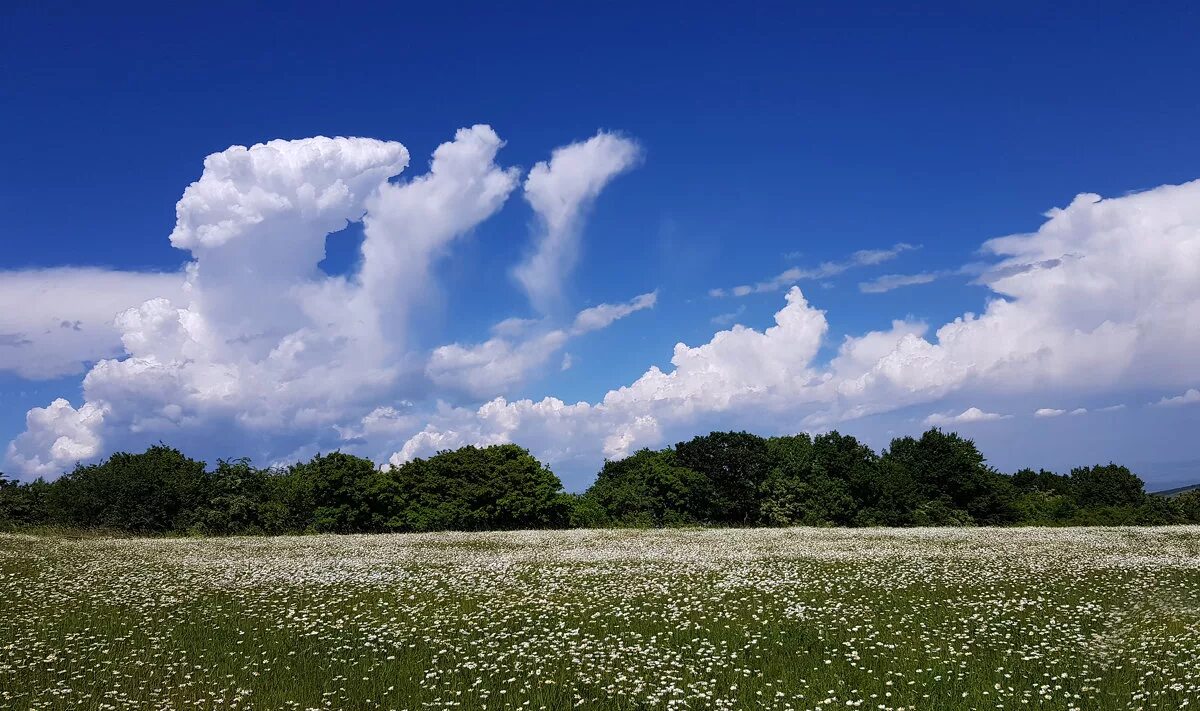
[0,268,182,379]
[397,287,830,466]
[5,399,110,477]
[513,132,641,313]
[6,129,522,477]
[9,134,1200,487]
[1034,408,1067,418]
[393,180,1200,477]
[426,331,571,399]
[717,243,917,297]
[358,126,520,344]
[923,407,1011,426]
[5,127,652,479]
[1155,388,1200,407]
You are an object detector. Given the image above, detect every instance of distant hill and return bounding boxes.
[1152,483,1200,498]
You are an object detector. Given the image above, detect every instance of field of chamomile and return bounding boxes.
[3,527,1200,710]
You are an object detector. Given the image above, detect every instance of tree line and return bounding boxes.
[1,428,1197,535]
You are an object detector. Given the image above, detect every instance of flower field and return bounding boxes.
[3,527,1199,710]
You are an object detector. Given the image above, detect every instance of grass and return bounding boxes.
[3,527,1199,710]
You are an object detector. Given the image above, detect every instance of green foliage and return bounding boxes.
[289,452,391,533]
[386,444,569,532]
[586,448,712,526]
[47,445,208,533]
[190,458,270,535]
[0,475,51,529]
[564,493,609,528]
[880,429,1018,525]
[674,431,769,524]
[1175,490,1200,523]
[1013,490,1078,525]
[1011,468,1074,496]
[1069,463,1145,508]
[0,429,1190,535]
[757,434,856,526]
[911,499,975,526]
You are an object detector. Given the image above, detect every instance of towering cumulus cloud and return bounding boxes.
[6,128,523,476]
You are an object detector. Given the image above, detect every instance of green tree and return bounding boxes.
[585,448,712,526]
[1069,464,1145,509]
[757,434,857,526]
[674,431,769,524]
[192,458,270,535]
[387,444,569,532]
[882,429,1017,525]
[48,445,208,533]
[257,467,317,534]
[1013,490,1078,524]
[1173,490,1200,523]
[1011,468,1074,496]
[810,431,880,513]
[289,452,391,533]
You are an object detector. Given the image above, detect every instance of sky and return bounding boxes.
[2,2,1199,489]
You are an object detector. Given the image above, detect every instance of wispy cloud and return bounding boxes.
[858,255,1077,294]
[427,291,657,399]
[859,272,940,294]
[714,243,918,298]
[710,305,746,326]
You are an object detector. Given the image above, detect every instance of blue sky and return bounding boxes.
[2,2,1199,488]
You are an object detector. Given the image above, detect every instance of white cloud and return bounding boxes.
[859,272,939,294]
[1034,407,1086,417]
[397,287,829,466]
[5,399,110,477]
[1155,388,1200,407]
[718,243,917,297]
[571,291,657,334]
[0,269,182,379]
[427,331,571,399]
[1097,404,1126,412]
[426,291,656,399]
[393,180,1200,475]
[9,133,1200,487]
[6,128,522,478]
[710,305,746,326]
[513,132,640,313]
[924,407,1011,426]
[357,126,520,345]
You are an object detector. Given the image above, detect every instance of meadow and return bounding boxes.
[2,527,1199,710]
